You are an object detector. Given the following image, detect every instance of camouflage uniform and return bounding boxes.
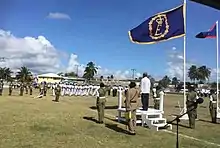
[29,84,33,95]
[96,83,106,123]
[186,87,197,129]
[20,82,24,96]
[209,90,217,123]
[24,83,28,94]
[0,80,3,95]
[43,82,47,96]
[125,82,139,135]
[54,84,61,102]
[9,82,13,96]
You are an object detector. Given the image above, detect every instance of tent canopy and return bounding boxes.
[190,0,220,10]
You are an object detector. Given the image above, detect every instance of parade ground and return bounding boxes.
[0,89,220,148]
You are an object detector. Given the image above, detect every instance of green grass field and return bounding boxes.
[0,88,220,148]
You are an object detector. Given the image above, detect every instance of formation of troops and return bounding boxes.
[0,77,219,134]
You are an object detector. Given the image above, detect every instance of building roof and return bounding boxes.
[38,73,62,78]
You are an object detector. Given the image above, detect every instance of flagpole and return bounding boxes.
[216,20,219,116]
[180,0,188,119]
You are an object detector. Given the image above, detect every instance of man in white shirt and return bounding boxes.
[140,73,151,111]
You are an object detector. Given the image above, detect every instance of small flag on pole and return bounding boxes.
[195,23,216,38]
[128,4,185,44]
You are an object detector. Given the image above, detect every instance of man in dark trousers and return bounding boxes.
[96,82,107,124]
[209,89,217,123]
[140,73,151,111]
[186,86,198,129]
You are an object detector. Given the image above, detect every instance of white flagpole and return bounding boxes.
[216,20,219,115]
[183,0,187,112]
[180,0,188,119]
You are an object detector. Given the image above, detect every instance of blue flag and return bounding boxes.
[195,23,216,38]
[128,4,185,44]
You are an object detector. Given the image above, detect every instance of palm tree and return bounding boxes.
[172,77,179,88]
[83,62,98,80]
[158,75,171,88]
[197,66,211,83]
[16,66,32,83]
[188,65,198,83]
[0,67,13,81]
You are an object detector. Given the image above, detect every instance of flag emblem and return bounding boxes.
[149,14,170,40]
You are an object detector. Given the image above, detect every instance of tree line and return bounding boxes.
[0,66,33,83]
[0,62,216,89]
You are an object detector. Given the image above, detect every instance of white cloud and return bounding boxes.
[65,54,142,79]
[166,47,219,82]
[0,29,64,74]
[0,29,143,79]
[210,68,220,81]
[166,47,193,80]
[47,12,71,20]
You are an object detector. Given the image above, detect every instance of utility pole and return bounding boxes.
[131,69,136,79]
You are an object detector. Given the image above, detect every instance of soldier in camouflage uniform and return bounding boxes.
[209,89,217,123]
[54,83,61,102]
[96,82,107,124]
[43,82,47,96]
[29,83,33,95]
[186,86,197,129]
[9,81,13,96]
[20,82,24,96]
[0,79,3,96]
[125,82,139,135]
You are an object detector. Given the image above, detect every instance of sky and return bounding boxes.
[0,0,219,81]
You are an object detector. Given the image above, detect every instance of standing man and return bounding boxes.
[54,83,61,102]
[186,86,198,129]
[125,81,139,135]
[140,73,151,111]
[20,82,24,96]
[29,83,33,95]
[209,89,217,123]
[9,81,13,96]
[0,79,4,96]
[96,82,107,124]
[43,82,47,96]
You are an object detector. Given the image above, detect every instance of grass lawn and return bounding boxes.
[0,88,220,148]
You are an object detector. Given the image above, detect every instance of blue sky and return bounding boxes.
[0,0,219,79]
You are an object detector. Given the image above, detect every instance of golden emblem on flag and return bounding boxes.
[149,14,169,40]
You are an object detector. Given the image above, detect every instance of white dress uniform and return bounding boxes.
[52,84,56,96]
[92,85,100,96]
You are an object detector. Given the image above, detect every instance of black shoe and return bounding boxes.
[97,121,104,124]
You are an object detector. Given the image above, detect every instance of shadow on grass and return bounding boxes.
[90,106,118,110]
[169,122,191,129]
[83,116,99,123]
[198,119,213,124]
[105,123,129,134]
